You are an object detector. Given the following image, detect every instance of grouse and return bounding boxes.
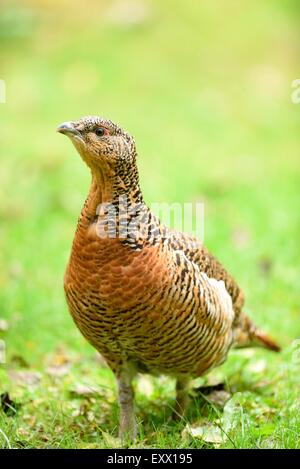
[58,116,280,440]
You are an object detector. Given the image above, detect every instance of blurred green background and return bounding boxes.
[0,0,299,448]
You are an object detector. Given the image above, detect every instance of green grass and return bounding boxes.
[0,0,299,449]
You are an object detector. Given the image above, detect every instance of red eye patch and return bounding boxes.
[95,127,110,137]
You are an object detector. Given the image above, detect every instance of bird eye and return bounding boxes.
[95,127,106,137]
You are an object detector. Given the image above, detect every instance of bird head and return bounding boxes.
[57,116,137,174]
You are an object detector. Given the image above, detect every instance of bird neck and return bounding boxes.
[79,168,166,246]
[80,167,146,226]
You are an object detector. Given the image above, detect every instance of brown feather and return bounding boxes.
[58,115,280,439]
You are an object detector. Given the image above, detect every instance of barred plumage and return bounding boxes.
[58,116,280,440]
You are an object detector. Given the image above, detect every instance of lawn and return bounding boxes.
[0,0,299,448]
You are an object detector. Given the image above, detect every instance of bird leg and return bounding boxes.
[172,377,191,421]
[117,367,137,441]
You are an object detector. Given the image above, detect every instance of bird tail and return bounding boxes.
[233,312,281,352]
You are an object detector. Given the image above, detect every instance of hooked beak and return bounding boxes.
[57,121,84,142]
